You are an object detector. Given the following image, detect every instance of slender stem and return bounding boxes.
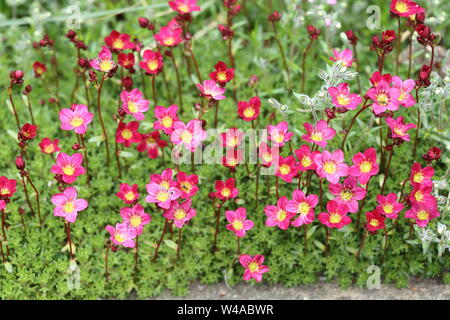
[139,59,148,99]
[70,70,80,103]
[25,95,35,125]
[272,22,291,90]
[356,179,371,230]
[395,17,401,74]
[381,225,389,264]
[255,165,260,208]
[356,229,368,261]
[275,176,279,199]
[318,177,323,212]
[1,210,10,257]
[79,134,91,184]
[300,39,313,93]
[324,228,331,255]
[151,75,157,106]
[97,75,110,164]
[52,46,61,104]
[26,175,42,226]
[212,201,225,252]
[380,149,394,194]
[214,101,220,129]
[340,103,369,150]
[66,222,74,260]
[407,32,413,78]
[7,85,21,131]
[176,228,183,261]
[0,240,5,263]
[114,138,122,179]
[236,237,240,255]
[188,47,202,82]
[134,235,139,272]
[303,224,308,255]
[20,176,35,216]
[352,43,362,95]
[152,219,168,262]
[104,245,110,282]
[169,48,184,113]
[378,119,385,172]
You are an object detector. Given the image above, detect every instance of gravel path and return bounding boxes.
[153,279,450,300]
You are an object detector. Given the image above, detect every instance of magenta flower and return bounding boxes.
[385,116,417,141]
[90,46,116,72]
[170,120,207,152]
[409,185,437,208]
[176,171,199,199]
[153,105,179,135]
[51,187,88,223]
[267,121,294,147]
[301,120,336,148]
[220,128,244,149]
[239,254,269,282]
[376,193,404,219]
[410,162,434,187]
[163,199,196,228]
[169,0,201,13]
[405,204,440,228]
[313,149,349,184]
[120,204,151,235]
[329,176,367,213]
[225,207,254,238]
[349,148,379,185]
[105,223,137,248]
[328,83,362,110]
[120,88,149,121]
[116,183,139,205]
[154,25,183,47]
[295,145,320,172]
[51,152,86,184]
[145,182,180,209]
[150,168,177,190]
[214,178,239,201]
[59,104,94,135]
[264,196,296,230]
[318,200,351,229]
[275,155,299,183]
[392,76,416,107]
[330,49,354,67]
[366,209,386,233]
[196,80,226,100]
[367,80,401,114]
[258,142,280,167]
[286,189,318,227]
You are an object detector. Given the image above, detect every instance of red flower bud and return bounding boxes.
[138,17,149,28]
[268,11,281,23]
[15,156,26,170]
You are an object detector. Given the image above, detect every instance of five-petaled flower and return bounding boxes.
[210,61,234,86]
[116,183,140,205]
[104,30,134,51]
[139,50,164,75]
[225,207,254,238]
[120,204,151,235]
[153,105,179,135]
[176,171,199,199]
[169,0,201,14]
[120,88,149,121]
[385,116,416,141]
[405,204,439,228]
[365,209,385,233]
[301,120,336,148]
[349,148,379,185]
[145,182,181,209]
[170,120,207,152]
[214,178,239,201]
[51,152,86,184]
[286,189,319,227]
[313,149,349,184]
[137,131,168,159]
[330,49,354,67]
[328,83,362,110]
[105,222,137,248]
[196,80,226,100]
[275,155,299,183]
[60,104,94,135]
[318,200,351,229]
[295,144,320,172]
[51,186,88,223]
[237,96,260,122]
[410,162,434,187]
[90,46,116,72]
[376,193,404,219]
[116,121,141,147]
[267,121,293,147]
[329,176,367,213]
[0,177,17,199]
[154,25,183,47]
[163,199,196,228]
[239,254,269,282]
[264,196,295,230]
[39,138,60,155]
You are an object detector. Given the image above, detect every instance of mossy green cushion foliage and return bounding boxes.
[0,0,449,299]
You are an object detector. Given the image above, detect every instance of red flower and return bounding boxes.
[19,123,37,141]
[220,128,244,149]
[365,209,385,233]
[275,155,299,183]
[258,142,279,167]
[39,138,60,154]
[104,30,134,51]
[210,61,234,86]
[118,53,135,69]
[307,25,321,39]
[136,131,167,159]
[214,178,239,201]
[116,183,140,205]
[222,148,243,170]
[33,61,47,78]
[423,146,441,163]
[116,121,141,147]
[237,96,261,121]
[139,50,164,75]
[0,177,17,199]
[177,172,199,199]
[410,162,434,187]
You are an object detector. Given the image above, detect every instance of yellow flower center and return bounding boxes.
[156,191,169,202]
[232,220,243,230]
[0,188,9,195]
[417,210,429,220]
[164,37,175,46]
[63,165,75,176]
[383,204,393,214]
[248,262,259,273]
[298,202,310,215]
[178,3,190,13]
[160,181,170,190]
[180,130,193,143]
[114,233,125,243]
[395,1,408,13]
[398,91,406,101]
[124,191,135,201]
[181,181,192,193]
[130,215,142,227]
[113,39,124,49]
[174,209,186,220]
[228,137,239,147]
[63,201,75,213]
[148,59,158,71]
[279,164,290,175]
[262,153,272,163]
[128,102,138,113]
[310,132,323,142]
[370,219,379,227]
[243,107,255,118]
[221,188,231,198]
[70,117,84,128]
[341,191,353,201]
[100,60,113,72]
[323,161,337,174]
[277,209,287,221]
[329,213,342,224]
[413,173,424,183]
[301,156,312,168]
[377,93,389,105]
[161,116,173,128]
[44,145,54,154]
[121,129,133,140]
[217,72,227,81]
[273,134,284,144]
[394,127,406,136]
[337,94,350,106]
[360,161,372,173]
[414,191,423,202]
[227,158,238,167]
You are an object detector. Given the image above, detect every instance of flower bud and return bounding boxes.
[15,156,26,170]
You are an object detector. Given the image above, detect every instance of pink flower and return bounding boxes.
[220,128,244,149]
[301,120,336,148]
[258,142,280,167]
[286,189,318,227]
[163,199,196,228]
[139,50,163,75]
[51,187,88,223]
[150,168,177,190]
[264,196,296,230]
[237,97,260,121]
[169,0,201,13]
[137,131,168,159]
[153,105,179,134]
[170,120,207,152]
[145,182,181,209]
[328,83,362,110]
[0,177,17,199]
[329,176,366,213]
[104,30,134,51]
[385,116,416,141]
[225,207,254,238]
[90,46,116,72]
[222,148,243,170]
[365,209,386,233]
[405,204,440,228]
[239,254,269,282]
[295,145,320,171]
[214,178,239,201]
[410,162,434,187]
[105,223,137,248]
[390,0,421,17]
[116,121,141,147]
[120,88,149,121]
[267,121,293,147]
[376,193,404,219]
[154,25,183,47]
[409,185,437,208]
[313,149,349,184]
[120,204,151,235]
[369,71,392,87]
[196,80,226,100]
[51,152,85,184]
[392,76,416,107]
[39,138,60,154]
[116,183,140,205]
[275,155,299,183]
[60,104,94,135]
[177,171,199,199]
[318,200,351,229]
[366,80,401,114]
[330,49,354,67]
[349,148,379,185]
